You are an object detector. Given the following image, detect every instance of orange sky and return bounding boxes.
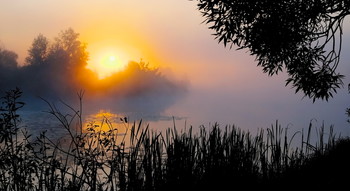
[1,0,350,135]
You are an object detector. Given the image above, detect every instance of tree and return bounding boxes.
[48,28,88,68]
[195,0,350,101]
[44,28,90,95]
[0,48,18,69]
[25,34,49,65]
[0,48,18,90]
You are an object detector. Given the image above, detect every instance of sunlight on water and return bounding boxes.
[83,110,129,134]
[20,108,185,148]
[82,110,185,147]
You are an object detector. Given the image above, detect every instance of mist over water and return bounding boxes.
[11,61,188,137]
[1,5,350,140]
[0,30,189,139]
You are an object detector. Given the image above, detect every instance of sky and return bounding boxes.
[1,0,350,137]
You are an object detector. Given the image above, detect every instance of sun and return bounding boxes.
[109,56,116,62]
[102,55,118,68]
[96,55,122,79]
[87,49,129,79]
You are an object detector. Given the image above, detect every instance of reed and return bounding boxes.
[0,89,348,190]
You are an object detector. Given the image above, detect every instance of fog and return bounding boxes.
[0,30,188,120]
[1,0,350,137]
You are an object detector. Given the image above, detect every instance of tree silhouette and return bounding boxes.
[49,28,88,68]
[196,0,350,101]
[0,48,18,90]
[25,34,49,66]
[46,28,89,92]
[0,48,18,69]
[17,28,90,98]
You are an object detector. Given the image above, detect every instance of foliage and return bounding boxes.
[0,88,350,191]
[25,28,88,68]
[48,28,89,68]
[0,88,348,190]
[0,88,33,191]
[17,28,90,98]
[25,34,49,66]
[195,0,350,101]
[1,29,187,112]
[0,49,19,90]
[0,49,18,69]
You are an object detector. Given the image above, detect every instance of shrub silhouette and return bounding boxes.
[0,88,349,190]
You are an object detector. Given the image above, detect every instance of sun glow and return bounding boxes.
[84,110,128,136]
[109,56,116,62]
[87,48,129,79]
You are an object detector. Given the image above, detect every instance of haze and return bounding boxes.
[1,0,350,136]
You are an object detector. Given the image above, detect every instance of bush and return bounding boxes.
[0,88,348,191]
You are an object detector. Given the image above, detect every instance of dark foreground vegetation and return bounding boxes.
[0,88,349,191]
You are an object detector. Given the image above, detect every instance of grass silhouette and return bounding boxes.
[0,88,349,190]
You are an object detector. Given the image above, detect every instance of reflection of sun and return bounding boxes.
[82,110,131,148]
[84,110,127,133]
[86,49,129,79]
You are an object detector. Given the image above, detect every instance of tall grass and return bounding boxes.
[0,88,348,190]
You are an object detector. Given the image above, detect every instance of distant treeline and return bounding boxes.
[0,28,187,113]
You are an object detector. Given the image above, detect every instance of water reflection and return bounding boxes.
[82,109,187,147]
[20,108,186,145]
[82,110,132,147]
[84,110,127,133]
[84,109,186,132]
